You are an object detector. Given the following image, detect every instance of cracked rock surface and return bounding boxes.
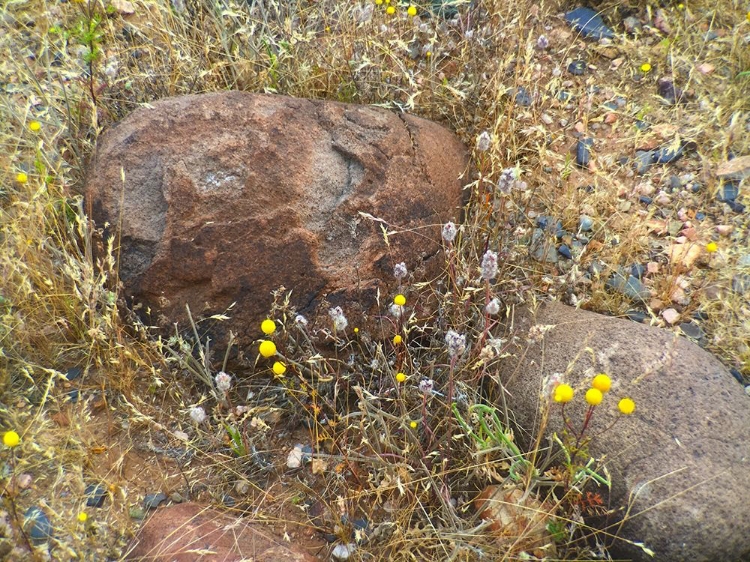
[85,91,467,354]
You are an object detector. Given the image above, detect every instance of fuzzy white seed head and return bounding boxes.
[393,262,408,280]
[215,371,232,392]
[481,250,498,281]
[329,306,349,332]
[390,303,405,318]
[189,406,207,424]
[445,330,466,358]
[294,314,308,327]
[537,34,549,49]
[476,131,491,152]
[442,222,458,243]
[485,298,501,315]
[419,378,435,394]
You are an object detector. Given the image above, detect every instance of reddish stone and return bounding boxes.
[126,503,318,561]
[86,92,467,356]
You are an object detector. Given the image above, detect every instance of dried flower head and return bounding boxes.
[442,222,458,243]
[476,131,491,152]
[481,250,498,281]
[485,298,501,315]
[390,303,405,318]
[393,262,407,280]
[294,314,308,327]
[445,330,466,358]
[215,371,232,392]
[536,34,549,49]
[418,378,435,394]
[189,406,207,424]
[496,167,527,194]
[329,306,349,332]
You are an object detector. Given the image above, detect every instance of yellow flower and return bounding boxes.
[618,397,636,415]
[407,5,417,16]
[15,172,28,183]
[354,327,359,334]
[640,63,652,73]
[393,334,403,345]
[375,0,382,4]
[409,420,418,429]
[258,340,277,358]
[425,51,432,58]
[592,374,612,393]
[272,361,286,376]
[585,388,603,406]
[386,5,395,14]
[705,242,718,253]
[394,294,406,306]
[29,121,41,132]
[747,11,750,23]
[261,318,276,335]
[77,512,88,523]
[677,3,684,9]
[395,372,407,383]
[553,384,574,403]
[3,431,20,448]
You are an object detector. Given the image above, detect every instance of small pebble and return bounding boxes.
[558,245,572,259]
[85,484,107,508]
[567,60,587,76]
[657,77,683,104]
[170,492,184,503]
[639,195,653,205]
[695,212,706,221]
[129,507,147,520]
[668,175,682,190]
[623,16,642,33]
[24,507,53,543]
[662,308,680,325]
[65,367,82,380]
[579,215,594,231]
[607,271,650,301]
[143,492,168,510]
[631,264,646,279]
[635,151,654,174]
[564,7,614,39]
[678,322,705,342]
[654,144,684,164]
[541,113,554,125]
[514,86,532,107]
[222,494,236,507]
[332,543,357,560]
[576,138,593,168]
[717,182,739,203]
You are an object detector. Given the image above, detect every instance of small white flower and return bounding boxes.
[445,330,466,358]
[393,262,408,280]
[481,250,498,281]
[390,303,405,318]
[485,298,501,315]
[329,306,349,332]
[476,131,491,152]
[419,378,435,394]
[189,406,207,424]
[442,222,458,243]
[294,314,308,327]
[215,371,232,393]
[536,34,549,49]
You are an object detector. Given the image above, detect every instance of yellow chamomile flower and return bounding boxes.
[3,431,20,448]
[354,327,359,334]
[272,361,286,376]
[261,318,276,335]
[16,172,28,183]
[29,121,41,132]
[585,387,603,406]
[395,372,407,383]
[425,50,432,58]
[705,242,718,253]
[640,63,652,73]
[386,5,396,14]
[407,5,417,16]
[393,334,403,345]
[618,398,636,415]
[409,420,418,429]
[77,512,88,523]
[394,294,406,306]
[553,384,574,403]
[258,340,277,358]
[747,11,750,23]
[592,374,612,393]
[375,0,382,4]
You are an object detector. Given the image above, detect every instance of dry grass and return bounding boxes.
[0,0,748,560]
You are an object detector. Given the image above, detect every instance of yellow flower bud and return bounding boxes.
[395,372,407,383]
[585,388,603,406]
[592,374,611,393]
[272,361,286,376]
[258,340,277,358]
[618,397,636,415]
[394,294,406,306]
[3,431,20,448]
[393,334,403,345]
[553,384,574,403]
[261,319,276,335]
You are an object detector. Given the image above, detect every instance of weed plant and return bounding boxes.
[0,0,748,560]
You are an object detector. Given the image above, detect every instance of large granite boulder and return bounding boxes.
[126,502,318,561]
[499,301,750,562]
[86,91,467,354]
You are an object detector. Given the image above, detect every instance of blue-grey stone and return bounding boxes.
[730,368,745,385]
[558,245,573,259]
[568,60,587,75]
[143,492,168,510]
[564,7,614,39]
[222,494,236,507]
[635,150,654,174]
[65,367,82,380]
[576,138,593,168]
[717,182,739,203]
[634,120,650,131]
[24,507,53,543]
[557,91,573,102]
[67,389,79,402]
[654,143,684,164]
[513,86,532,107]
[630,263,646,280]
[732,274,750,295]
[607,271,650,301]
[579,215,594,231]
[85,484,107,507]
[639,195,653,205]
[625,310,649,323]
[678,322,705,343]
[695,212,706,221]
[530,229,558,263]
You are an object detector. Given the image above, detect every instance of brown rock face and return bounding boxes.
[86,92,467,354]
[125,503,317,561]
[499,301,750,562]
